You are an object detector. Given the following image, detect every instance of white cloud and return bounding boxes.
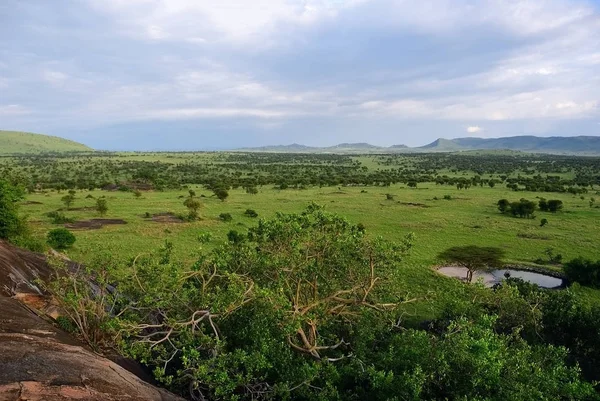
[0,104,30,116]
[467,126,482,133]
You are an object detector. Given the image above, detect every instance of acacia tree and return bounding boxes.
[438,245,505,283]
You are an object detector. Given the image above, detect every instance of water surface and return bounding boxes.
[438,267,563,288]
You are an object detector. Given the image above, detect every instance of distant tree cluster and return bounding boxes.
[497,198,537,218]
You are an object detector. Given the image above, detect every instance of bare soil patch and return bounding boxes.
[150,212,185,223]
[65,219,127,230]
[398,202,430,208]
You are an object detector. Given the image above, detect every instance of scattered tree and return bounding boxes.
[183,197,201,220]
[213,188,229,202]
[96,198,108,216]
[438,245,505,283]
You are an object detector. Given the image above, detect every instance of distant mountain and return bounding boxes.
[419,136,600,154]
[237,136,600,155]
[0,131,92,155]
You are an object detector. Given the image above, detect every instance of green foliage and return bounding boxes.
[219,212,233,222]
[96,198,108,216]
[245,185,259,194]
[47,228,76,249]
[197,232,212,244]
[45,211,74,224]
[499,198,537,218]
[497,198,509,213]
[61,193,76,209]
[540,218,548,227]
[213,188,229,201]
[243,209,258,218]
[0,179,27,240]
[183,196,202,220]
[438,245,505,282]
[564,258,600,288]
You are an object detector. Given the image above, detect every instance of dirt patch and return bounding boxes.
[150,213,185,223]
[517,232,552,240]
[397,202,430,208]
[65,219,127,230]
[21,201,44,205]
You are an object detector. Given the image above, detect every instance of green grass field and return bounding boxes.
[0,130,92,154]
[22,182,600,317]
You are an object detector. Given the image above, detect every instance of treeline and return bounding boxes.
[2,152,599,193]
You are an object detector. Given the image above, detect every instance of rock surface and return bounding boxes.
[0,240,185,401]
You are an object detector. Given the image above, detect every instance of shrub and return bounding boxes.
[443,195,452,200]
[244,209,258,218]
[0,179,27,241]
[540,218,548,227]
[197,232,212,244]
[386,194,395,201]
[219,213,233,222]
[45,211,74,224]
[47,228,76,250]
[564,258,600,288]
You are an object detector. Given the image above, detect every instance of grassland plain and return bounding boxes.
[23,182,600,316]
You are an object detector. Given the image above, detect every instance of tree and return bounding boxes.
[245,186,258,195]
[497,199,509,213]
[563,258,600,288]
[47,228,76,249]
[61,193,75,209]
[547,199,563,213]
[96,198,108,216]
[0,179,26,240]
[213,188,229,201]
[438,245,505,283]
[183,197,201,220]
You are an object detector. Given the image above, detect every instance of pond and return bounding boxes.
[437,266,564,289]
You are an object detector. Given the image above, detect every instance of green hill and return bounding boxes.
[0,131,92,155]
[419,136,600,155]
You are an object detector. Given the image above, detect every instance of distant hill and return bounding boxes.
[0,131,92,155]
[419,136,600,154]
[237,136,600,155]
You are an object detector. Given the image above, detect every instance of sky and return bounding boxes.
[1,0,599,150]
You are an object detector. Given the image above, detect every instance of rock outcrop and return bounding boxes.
[0,240,185,401]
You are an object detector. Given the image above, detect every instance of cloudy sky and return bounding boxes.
[1,0,599,150]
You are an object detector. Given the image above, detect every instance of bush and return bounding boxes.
[443,195,452,200]
[244,209,258,218]
[564,258,600,288]
[0,180,27,240]
[47,228,76,249]
[540,218,548,227]
[46,211,74,224]
[197,232,212,244]
[385,194,395,200]
[219,213,233,222]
